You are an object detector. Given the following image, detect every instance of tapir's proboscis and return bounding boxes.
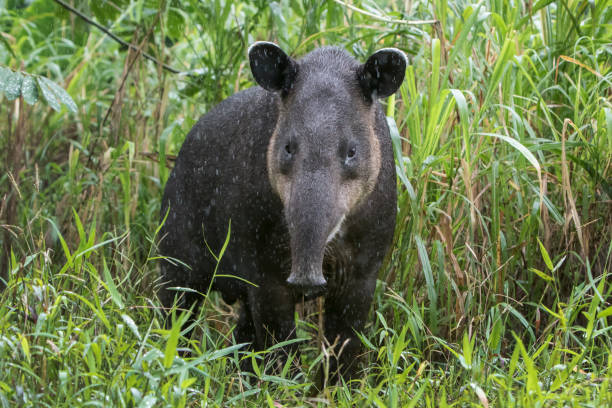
[159,42,406,384]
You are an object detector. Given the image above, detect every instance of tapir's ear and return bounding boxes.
[248,41,297,94]
[357,48,407,100]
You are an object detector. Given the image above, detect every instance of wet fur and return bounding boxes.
[158,46,400,382]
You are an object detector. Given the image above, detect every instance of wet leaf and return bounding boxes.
[4,70,23,100]
[21,75,39,105]
[40,76,77,113]
[137,395,157,408]
[121,314,141,340]
[0,66,12,93]
[37,76,61,111]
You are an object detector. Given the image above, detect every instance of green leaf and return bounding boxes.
[137,395,157,408]
[387,116,416,200]
[121,314,141,340]
[537,238,554,271]
[0,66,12,93]
[450,89,470,151]
[37,76,61,111]
[405,382,427,408]
[167,7,187,40]
[181,377,197,389]
[500,302,536,342]
[4,70,23,100]
[392,325,408,366]
[461,332,473,368]
[508,342,520,377]
[19,333,31,364]
[164,318,181,368]
[0,33,16,59]
[414,234,437,330]
[604,107,612,152]
[429,38,440,114]
[488,317,502,352]
[47,217,73,271]
[90,0,120,25]
[72,208,86,246]
[529,267,554,282]
[479,133,541,176]
[40,76,77,113]
[512,333,541,396]
[102,256,125,309]
[481,36,514,113]
[21,75,38,105]
[64,291,111,330]
[597,306,612,319]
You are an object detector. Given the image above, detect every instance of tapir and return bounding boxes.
[158,42,405,381]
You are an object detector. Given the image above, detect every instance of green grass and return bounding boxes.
[1,0,611,406]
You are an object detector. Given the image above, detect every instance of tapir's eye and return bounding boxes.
[344,142,357,163]
[280,141,295,174]
[342,141,359,178]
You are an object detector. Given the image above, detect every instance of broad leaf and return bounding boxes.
[37,76,61,111]
[21,75,39,105]
[4,70,23,100]
[0,66,11,93]
[40,76,77,113]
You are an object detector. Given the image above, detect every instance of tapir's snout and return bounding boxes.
[286,268,327,298]
[283,169,339,300]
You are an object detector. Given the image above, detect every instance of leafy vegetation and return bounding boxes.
[1,0,610,406]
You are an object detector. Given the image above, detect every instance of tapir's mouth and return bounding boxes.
[286,265,327,299]
[293,283,327,300]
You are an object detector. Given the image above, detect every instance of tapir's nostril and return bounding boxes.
[286,274,327,298]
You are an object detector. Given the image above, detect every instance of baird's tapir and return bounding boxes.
[159,42,405,381]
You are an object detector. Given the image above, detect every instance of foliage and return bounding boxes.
[0,0,610,406]
[0,66,77,112]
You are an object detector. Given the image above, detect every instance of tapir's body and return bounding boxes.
[159,45,404,381]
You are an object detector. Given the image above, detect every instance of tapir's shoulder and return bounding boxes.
[203,86,277,125]
[182,87,278,149]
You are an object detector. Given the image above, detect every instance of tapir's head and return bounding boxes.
[248,42,405,297]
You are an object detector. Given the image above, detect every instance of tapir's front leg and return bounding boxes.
[247,279,297,368]
[323,272,377,383]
